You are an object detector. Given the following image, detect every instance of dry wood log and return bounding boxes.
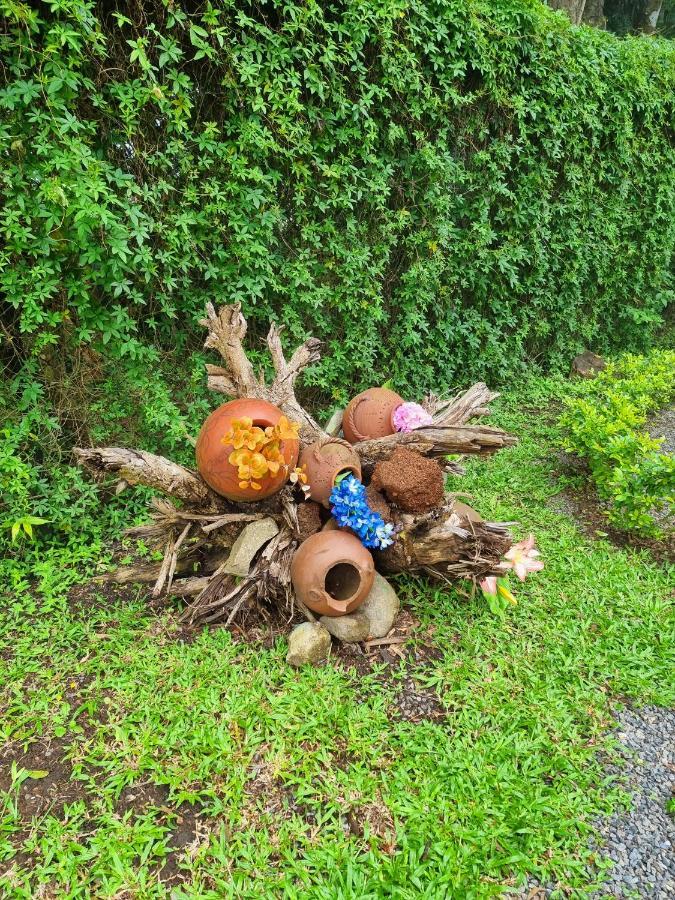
[354,424,517,470]
[73,447,219,508]
[203,302,323,443]
[376,500,512,581]
[428,382,499,426]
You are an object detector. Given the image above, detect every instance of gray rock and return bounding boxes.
[358,573,400,638]
[319,610,370,643]
[571,349,606,379]
[286,622,332,667]
[324,407,344,437]
[223,517,279,577]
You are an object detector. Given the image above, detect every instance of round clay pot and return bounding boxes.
[195,398,299,501]
[291,531,375,617]
[342,387,404,444]
[299,438,362,508]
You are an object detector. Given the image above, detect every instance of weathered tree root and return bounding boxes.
[74,303,518,627]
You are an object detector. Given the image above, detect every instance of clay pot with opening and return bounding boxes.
[299,438,362,508]
[291,531,375,617]
[342,387,404,444]
[195,398,299,501]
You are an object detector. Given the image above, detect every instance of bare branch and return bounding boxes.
[354,424,517,470]
[428,382,500,427]
[74,447,217,507]
[200,302,260,394]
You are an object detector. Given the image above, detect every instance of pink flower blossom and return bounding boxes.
[479,576,497,596]
[502,534,544,582]
[479,576,517,605]
[392,401,433,433]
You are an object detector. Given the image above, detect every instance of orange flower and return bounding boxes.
[229,449,269,489]
[223,417,266,451]
[290,465,308,485]
[225,414,301,490]
[273,416,301,442]
[262,440,285,475]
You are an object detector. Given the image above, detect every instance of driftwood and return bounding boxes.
[74,303,517,628]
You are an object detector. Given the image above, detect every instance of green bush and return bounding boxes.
[1,0,674,399]
[560,351,675,536]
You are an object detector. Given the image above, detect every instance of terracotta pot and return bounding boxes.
[342,387,404,444]
[299,438,362,508]
[291,531,375,617]
[195,398,299,501]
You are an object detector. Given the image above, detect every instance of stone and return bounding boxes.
[319,610,370,643]
[223,517,279,577]
[286,622,332,667]
[324,407,344,437]
[359,573,400,638]
[571,349,606,379]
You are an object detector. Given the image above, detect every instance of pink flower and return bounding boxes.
[392,401,433,433]
[502,534,544,582]
[479,576,497,596]
[479,576,517,605]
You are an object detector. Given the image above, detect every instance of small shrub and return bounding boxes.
[560,351,675,536]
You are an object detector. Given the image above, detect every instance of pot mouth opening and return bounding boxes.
[324,562,360,602]
[333,466,359,485]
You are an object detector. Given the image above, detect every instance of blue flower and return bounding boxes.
[329,474,396,551]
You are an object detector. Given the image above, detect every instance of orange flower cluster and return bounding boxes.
[222,416,301,491]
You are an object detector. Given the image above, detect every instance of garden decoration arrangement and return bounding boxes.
[75,303,541,642]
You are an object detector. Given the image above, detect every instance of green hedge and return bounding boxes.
[561,351,675,536]
[1,0,674,400]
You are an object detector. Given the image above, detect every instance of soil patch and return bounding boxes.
[0,736,83,820]
[551,452,674,562]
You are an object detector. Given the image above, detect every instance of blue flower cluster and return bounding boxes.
[329,474,396,550]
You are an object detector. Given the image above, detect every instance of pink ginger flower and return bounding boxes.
[479,576,516,605]
[502,534,544,582]
[480,576,497,596]
[392,401,433,433]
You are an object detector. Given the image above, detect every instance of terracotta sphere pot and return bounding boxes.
[195,398,299,501]
[342,387,404,444]
[291,531,375,617]
[299,438,362,508]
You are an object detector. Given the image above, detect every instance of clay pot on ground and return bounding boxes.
[299,438,362,507]
[342,387,404,444]
[195,398,299,501]
[291,530,375,617]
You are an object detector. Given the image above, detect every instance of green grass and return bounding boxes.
[1,378,673,898]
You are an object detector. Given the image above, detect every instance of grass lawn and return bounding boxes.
[1,379,673,898]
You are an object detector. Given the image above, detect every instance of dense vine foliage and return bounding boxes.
[2,0,674,392]
[1,0,674,544]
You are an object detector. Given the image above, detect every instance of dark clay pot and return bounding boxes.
[290,530,375,617]
[342,387,404,444]
[299,438,362,508]
[195,398,299,501]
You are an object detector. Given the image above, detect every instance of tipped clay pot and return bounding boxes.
[195,398,299,502]
[299,438,362,508]
[342,387,404,444]
[291,531,375,617]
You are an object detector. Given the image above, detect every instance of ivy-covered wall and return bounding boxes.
[2,0,674,398]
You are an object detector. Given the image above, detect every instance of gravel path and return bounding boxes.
[518,706,675,898]
[589,706,675,898]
